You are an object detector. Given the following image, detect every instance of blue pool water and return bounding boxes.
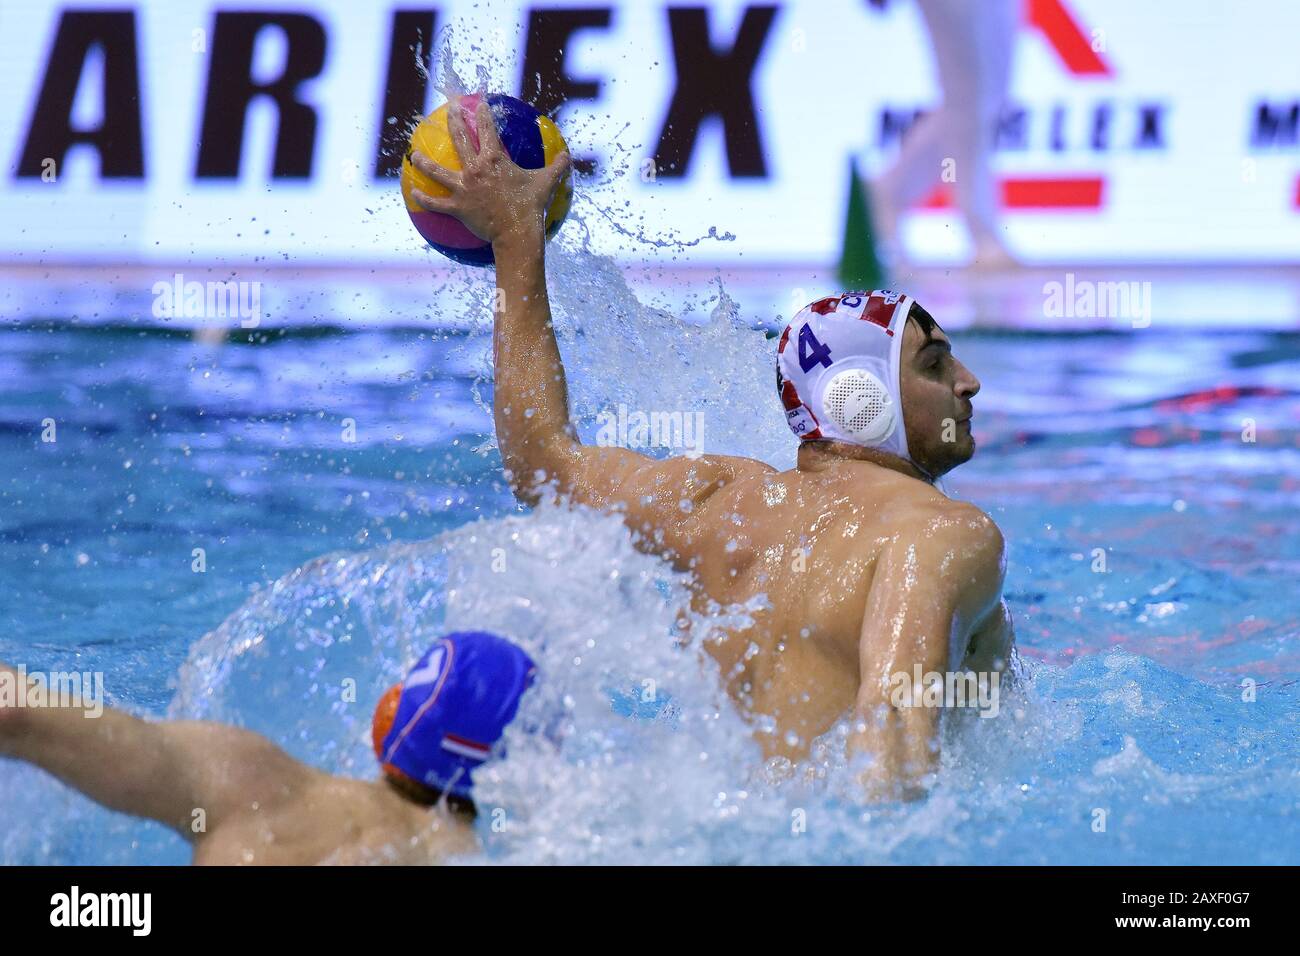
[2,252,1298,864]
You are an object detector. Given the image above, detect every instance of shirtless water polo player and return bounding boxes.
[408,99,1016,796]
[0,631,533,864]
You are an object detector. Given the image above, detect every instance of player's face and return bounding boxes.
[899,319,981,478]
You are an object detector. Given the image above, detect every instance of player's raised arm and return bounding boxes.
[408,101,767,566]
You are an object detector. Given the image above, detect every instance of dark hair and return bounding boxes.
[383,772,477,817]
[908,301,942,343]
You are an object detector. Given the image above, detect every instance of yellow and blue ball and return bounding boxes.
[400,93,572,266]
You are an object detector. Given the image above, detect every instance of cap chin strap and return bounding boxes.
[885,293,913,463]
[881,293,942,488]
[912,458,939,486]
[434,764,469,809]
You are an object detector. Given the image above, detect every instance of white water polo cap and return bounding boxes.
[776,289,914,460]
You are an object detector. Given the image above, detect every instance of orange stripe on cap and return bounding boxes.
[371,683,403,760]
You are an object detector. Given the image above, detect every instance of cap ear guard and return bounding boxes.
[822,366,897,445]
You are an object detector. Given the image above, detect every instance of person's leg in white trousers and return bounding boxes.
[871,0,1018,269]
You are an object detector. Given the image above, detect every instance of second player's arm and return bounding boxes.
[0,663,312,839]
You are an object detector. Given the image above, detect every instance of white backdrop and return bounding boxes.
[1,0,1298,267]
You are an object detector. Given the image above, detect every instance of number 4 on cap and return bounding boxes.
[798,324,833,373]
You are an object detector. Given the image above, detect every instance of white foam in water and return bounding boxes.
[435,503,771,864]
[547,234,795,467]
[159,502,919,863]
[156,493,1297,865]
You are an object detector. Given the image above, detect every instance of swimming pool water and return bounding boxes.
[2,272,1298,864]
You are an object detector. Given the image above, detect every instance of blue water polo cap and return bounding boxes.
[374,631,537,801]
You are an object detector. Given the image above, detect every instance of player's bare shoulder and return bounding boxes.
[890,494,1005,564]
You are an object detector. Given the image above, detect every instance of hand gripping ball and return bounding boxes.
[400,93,572,266]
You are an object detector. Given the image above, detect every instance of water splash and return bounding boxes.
[149,506,1298,866]
[4,489,1297,864]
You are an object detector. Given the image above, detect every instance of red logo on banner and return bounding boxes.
[1026,0,1113,77]
[921,0,1112,212]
